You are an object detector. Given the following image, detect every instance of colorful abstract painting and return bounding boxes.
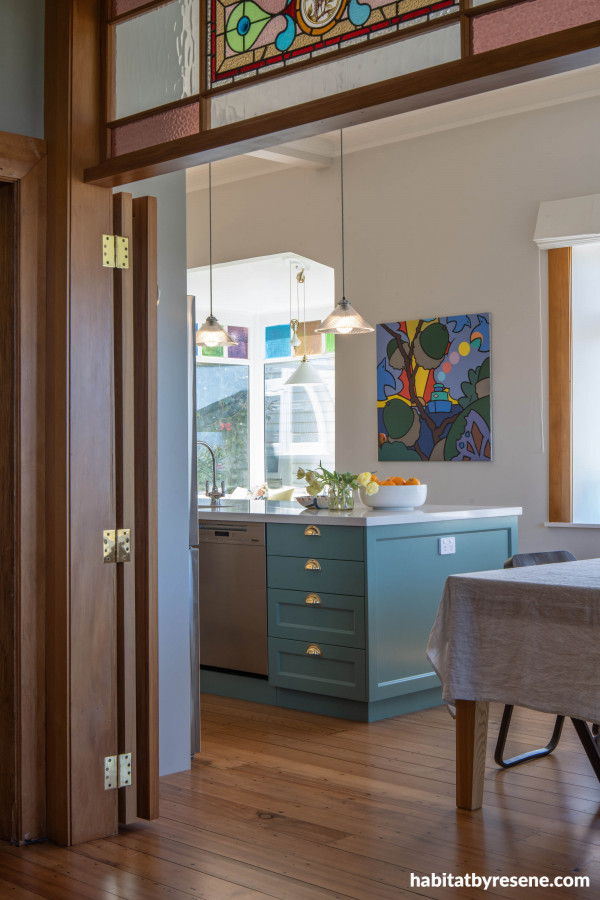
[377,314,491,462]
[208,0,459,88]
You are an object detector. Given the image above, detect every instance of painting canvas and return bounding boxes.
[377,314,491,462]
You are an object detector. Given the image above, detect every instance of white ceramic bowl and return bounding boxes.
[359,483,427,509]
[296,495,329,509]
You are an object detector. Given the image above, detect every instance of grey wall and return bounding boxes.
[119,173,191,777]
[0,0,45,138]
[187,93,600,560]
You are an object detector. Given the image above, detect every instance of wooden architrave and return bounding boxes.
[131,195,159,822]
[548,247,572,523]
[45,0,118,845]
[113,191,138,825]
[86,21,600,188]
[0,131,47,844]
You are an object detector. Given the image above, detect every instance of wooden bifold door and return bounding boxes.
[113,191,160,828]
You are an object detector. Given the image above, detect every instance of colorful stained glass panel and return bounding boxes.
[294,320,323,357]
[202,344,224,357]
[227,325,249,359]
[265,324,291,359]
[208,0,459,88]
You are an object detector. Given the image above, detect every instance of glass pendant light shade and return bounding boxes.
[317,130,374,336]
[196,314,237,347]
[196,161,238,349]
[285,356,323,386]
[316,297,373,335]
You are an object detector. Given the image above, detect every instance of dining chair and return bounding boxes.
[494,550,575,770]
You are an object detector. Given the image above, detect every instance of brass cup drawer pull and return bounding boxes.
[305,593,321,605]
[306,644,322,656]
[304,525,321,537]
[305,558,321,571]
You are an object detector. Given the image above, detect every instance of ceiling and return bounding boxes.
[186,62,600,193]
[187,252,335,316]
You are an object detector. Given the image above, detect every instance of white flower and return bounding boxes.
[357,472,372,487]
[365,481,379,496]
[306,484,321,497]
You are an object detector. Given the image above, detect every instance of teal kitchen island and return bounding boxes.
[196,502,520,722]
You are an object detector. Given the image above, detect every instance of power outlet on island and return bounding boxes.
[438,536,456,555]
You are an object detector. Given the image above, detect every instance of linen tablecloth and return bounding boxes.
[426,558,600,723]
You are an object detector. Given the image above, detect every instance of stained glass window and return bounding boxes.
[207,0,459,89]
[265,324,291,359]
[227,325,249,359]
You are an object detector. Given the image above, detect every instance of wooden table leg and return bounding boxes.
[456,699,489,810]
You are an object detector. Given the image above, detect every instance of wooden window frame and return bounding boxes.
[98,0,600,174]
[548,247,572,523]
[88,16,600,187]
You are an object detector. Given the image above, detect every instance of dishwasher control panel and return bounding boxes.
[198,521,265,546]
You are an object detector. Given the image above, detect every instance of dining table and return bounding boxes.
[426,558,600,810]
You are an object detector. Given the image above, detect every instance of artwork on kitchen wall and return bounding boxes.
[376,314,491,462]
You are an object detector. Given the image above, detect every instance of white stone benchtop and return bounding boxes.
[197,501,522,528]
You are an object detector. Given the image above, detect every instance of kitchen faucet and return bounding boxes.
[198,441,225,506]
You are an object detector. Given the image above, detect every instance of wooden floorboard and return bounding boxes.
[2,696,600,898]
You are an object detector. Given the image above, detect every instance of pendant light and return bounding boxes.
[196,162,238,348]
[316,130,374,336]
[285,267,323,386]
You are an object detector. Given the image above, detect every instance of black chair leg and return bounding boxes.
[494,705,565,769]
[570,719,600,782]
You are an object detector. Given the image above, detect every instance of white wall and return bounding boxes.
[0,0,45,138]
[121,173,191,776]
[188,93,600,559]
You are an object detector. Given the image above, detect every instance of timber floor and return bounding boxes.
[2,696,600,899]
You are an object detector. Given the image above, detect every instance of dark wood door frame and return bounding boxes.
[45,0,118,846]
[0,131,47,844]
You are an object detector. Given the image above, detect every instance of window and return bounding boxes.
[190,254,335,496]
[547,243,600,524]
[196,362,249,493]
[536,194,600,525]
[571,244,600,524]
[264,358,335,489]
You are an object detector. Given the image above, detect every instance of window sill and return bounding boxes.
[545,521,600,529]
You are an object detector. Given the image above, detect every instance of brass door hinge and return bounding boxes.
[102,233,130,269]
[103,528,131,563]
[104,753,133,790]
[118,752,132,788]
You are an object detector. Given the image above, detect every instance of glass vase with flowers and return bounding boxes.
[297,465,379,511]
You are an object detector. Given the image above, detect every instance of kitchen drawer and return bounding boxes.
[266,523,363,561]
[268,588,365,648]
[267,555,365,596]
[268,637,366,700]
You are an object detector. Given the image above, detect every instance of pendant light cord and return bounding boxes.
[209,161,213,319]
[340,129,345,300]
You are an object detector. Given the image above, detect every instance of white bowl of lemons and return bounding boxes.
[359,477,427,510]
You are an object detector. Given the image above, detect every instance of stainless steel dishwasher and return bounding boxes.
[196,521,268,676]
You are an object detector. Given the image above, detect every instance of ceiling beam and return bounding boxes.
[246,145,333,168]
